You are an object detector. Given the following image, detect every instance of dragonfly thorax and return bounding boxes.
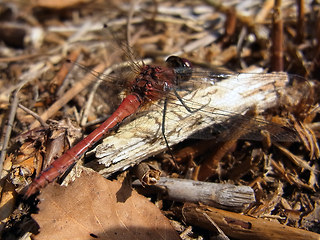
[131,65,176,101]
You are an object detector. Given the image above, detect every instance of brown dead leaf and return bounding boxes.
[32,169,181,240]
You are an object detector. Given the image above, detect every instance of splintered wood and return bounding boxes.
[92,71,309,177]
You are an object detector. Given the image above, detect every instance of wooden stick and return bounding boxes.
[271,0,284,71]
[133,177,255,211]
[176,203,320,240]
[132,162,161,186]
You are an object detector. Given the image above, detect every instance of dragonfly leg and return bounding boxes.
[161,98,177,166]
[173,89,207,113]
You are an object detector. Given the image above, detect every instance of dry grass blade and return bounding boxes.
[274,143,316,173]
[30,63,107,129]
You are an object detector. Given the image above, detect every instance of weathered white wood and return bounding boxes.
[133,177,255,211]
[89,71,308,177]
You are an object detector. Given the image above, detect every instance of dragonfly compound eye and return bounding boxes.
[166,56,192,83]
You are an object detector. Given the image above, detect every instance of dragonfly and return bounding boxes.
[24,55,310,198]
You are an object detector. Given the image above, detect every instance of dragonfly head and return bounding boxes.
[166,56,192,85]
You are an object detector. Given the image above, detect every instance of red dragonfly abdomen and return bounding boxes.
[24,94,142,197]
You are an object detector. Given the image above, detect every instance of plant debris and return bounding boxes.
[0,0,320,239]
